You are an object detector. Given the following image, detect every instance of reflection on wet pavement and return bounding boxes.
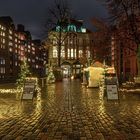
[0,79,139,139]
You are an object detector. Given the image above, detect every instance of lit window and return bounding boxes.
[15,62,18,66]
[32,51,35,54]
[68,24,76,32]
[53,40,57,45]
[0,58,5,64]
[2,39,5,44]
[68,49,70,58]
[79,50,83,57]
[0,67,5,74]
[1,32,5,36]
[86,50,90,58]
[61,46,65,58]
[0,45,5,49]
[20,57,24,61]
[71,49,74,58]
[53,46,58,58]
[9,42,13,46]
[9,35,12,40]
[56,26,60,32]
[74,49,76,58]
[21,46,24,51]
[9,48,12,52]
[9,30,13,34]
[21,51,24,55]
[61,50,65,58]
[81,27,86,33]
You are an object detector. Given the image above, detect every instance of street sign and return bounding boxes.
[22,79,36,100]
[106,85,119,100]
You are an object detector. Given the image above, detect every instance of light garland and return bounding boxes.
[0,89,21,94]
[0,77,40,94]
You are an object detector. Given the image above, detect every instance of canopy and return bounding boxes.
[91,61,104,67]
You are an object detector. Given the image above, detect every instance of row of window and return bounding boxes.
[52,47,90,58]
[0,32,5,36]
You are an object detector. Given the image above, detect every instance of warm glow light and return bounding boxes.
[71,75,74,79]
[0,77,40,94]
[0,89,21,94]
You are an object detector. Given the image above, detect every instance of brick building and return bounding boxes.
[111,27,138,82]
[0,16,47,83]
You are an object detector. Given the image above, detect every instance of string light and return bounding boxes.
[0,77,40,94]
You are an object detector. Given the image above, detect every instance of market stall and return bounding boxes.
[84,61,105,88]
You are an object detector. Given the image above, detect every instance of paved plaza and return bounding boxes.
[0,79,140,140]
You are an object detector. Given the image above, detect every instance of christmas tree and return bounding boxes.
[16,59,30,90]
[47,67,55,84]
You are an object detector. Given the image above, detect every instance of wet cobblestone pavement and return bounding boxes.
[0,79,140,140]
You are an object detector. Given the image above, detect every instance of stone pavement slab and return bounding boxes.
[0,79,140,139]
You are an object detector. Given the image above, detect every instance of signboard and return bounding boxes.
[105,77,118,85]
[106,85,119,100]
[22,79,36,100]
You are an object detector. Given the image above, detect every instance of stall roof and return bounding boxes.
[91,61,104,67]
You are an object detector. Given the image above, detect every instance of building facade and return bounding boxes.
[0,16,47,83]
[47,20,93,78]
[111,28,137,82]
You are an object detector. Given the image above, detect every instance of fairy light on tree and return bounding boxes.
[16,58,31,90]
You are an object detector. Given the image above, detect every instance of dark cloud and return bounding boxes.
[0,0,108,39]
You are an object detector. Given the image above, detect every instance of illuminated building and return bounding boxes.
[0,17,47,83]
[47,19,93,78]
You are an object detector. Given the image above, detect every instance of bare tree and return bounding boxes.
[104,0,140,75]
[45,0,72,67]
[91,18,111,65]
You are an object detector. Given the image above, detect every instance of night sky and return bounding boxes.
[0,0,108,39]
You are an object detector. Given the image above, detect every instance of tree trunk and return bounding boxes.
[58,41,61,67]
[58,25,62,67]
[136,44,140,76]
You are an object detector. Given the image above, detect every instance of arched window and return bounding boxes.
[67,24,76,32]
[56,26,60,32]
